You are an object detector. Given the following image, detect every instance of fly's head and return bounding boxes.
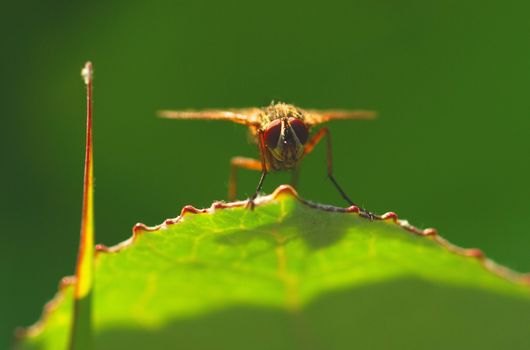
[263,115,309,169]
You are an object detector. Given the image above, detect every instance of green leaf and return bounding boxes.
[17,186,530,350]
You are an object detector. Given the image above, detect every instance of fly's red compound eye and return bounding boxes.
[289,118,308,144]
[264,119,282,149]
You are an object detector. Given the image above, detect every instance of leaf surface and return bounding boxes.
[18,186,530,350]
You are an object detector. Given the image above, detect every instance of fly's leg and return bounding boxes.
[228,131,270,209]
[229,157,263,202]
[245,131,270,209]
[304,127,374,219]
[248,170,267,209]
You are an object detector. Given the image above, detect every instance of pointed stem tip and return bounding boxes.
[81,61,93,85]
[75,61,95,299]
[70,61,95,350]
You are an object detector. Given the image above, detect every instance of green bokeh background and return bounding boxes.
[2,0,529,347]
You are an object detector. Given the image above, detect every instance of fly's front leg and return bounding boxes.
[304,127,374,219]
[248,170,267,209]
[228,131,269,209]
[245,131,270,209]
[229,157,262,201]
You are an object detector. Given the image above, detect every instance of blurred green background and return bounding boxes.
[2,0,529,347]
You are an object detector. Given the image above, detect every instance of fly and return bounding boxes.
[159,102,376,217]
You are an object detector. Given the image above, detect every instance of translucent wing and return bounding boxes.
[158,108,262,126]
[303,109,377,126]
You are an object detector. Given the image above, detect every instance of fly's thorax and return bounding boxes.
[260,102,305,124]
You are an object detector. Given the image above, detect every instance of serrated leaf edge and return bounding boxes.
[15,184,530,344]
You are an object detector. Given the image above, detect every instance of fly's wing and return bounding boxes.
[303,109,377,126]
[158,108,262,126]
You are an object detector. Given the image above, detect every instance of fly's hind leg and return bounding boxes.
[304,127,375,220]
[229,157,265,204]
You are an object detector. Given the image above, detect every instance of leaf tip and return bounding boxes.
[271,184,299,200]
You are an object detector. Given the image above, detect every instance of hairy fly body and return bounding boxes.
[159,102,376,217]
